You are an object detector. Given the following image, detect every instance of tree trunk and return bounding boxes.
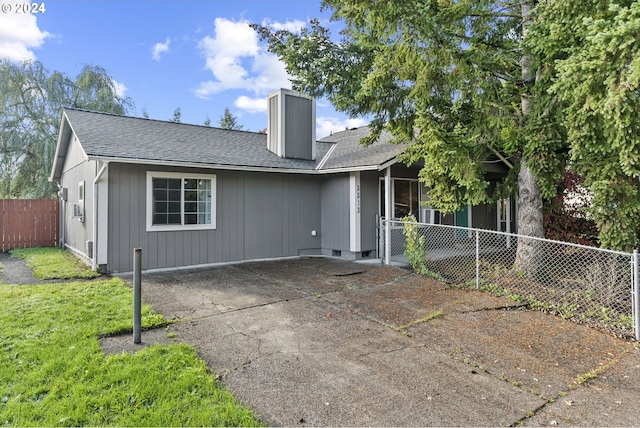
[514,159,544,276]
[513,0,545,276]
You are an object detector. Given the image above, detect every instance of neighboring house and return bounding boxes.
[49,88,514,274]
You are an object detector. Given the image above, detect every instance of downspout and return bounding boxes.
[58,184,65,249]
[93,162,108,271]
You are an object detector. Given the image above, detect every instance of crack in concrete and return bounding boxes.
[461,302,529,313]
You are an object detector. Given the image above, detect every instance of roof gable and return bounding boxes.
[317,127,408,170]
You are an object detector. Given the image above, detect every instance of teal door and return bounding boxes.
[455,205,469,238]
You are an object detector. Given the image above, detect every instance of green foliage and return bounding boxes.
[401,214,427,274]
[529,1,640,250]
[0,279,260,426]
[219,107,244,130]
[254,1,566,214]
[0,59,133,198]
[10,247,100,280]
[257,0,640,251]
[171,107,181,123]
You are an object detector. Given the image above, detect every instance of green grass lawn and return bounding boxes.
[0,248,262,426]
[10,247,101,279]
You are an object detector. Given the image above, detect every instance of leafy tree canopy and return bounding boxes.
[254,0,566,275]
[255,0,640,251]
[528,0,640,250]
[253,0,565,212]
[0,59,133,198]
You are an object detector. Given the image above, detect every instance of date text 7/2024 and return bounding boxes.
[1,3,46,13]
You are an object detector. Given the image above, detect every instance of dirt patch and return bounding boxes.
[100,328,177,356]
[0,252,47,284]
[523,346,640,426]
[321,263,637,408]
[326,274,523,328]
[410,309,634,399]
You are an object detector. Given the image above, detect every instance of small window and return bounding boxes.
[146,172,216,231]
[393,179,418,219]
[77,181,85,223]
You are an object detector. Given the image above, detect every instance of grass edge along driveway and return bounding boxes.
[0,247,262,427]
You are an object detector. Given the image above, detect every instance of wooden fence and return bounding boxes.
[0,199,59,252]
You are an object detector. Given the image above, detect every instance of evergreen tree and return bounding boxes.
[528,1,640,250]
[253,0,565,274]
[171,107,181,123]
[219,107,244,130]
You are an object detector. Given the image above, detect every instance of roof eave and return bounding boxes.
[49,111,72,183]
[378,157,400,171]
[88,155,386,175]
[49,109,90,183]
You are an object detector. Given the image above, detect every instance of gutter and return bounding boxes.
[88,155,385,175]
[92,162,108,271]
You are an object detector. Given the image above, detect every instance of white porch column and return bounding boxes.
[92,162,108,271]
[384,166,391,265]
[349,171,361,253]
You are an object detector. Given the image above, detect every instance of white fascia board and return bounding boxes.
[88,155,382,175]
[315,144,337,170]
[316,165,380,174]
[50,112,92,182]
[378,157,400,171]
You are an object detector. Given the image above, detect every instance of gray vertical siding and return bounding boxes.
[359,171,379,253]
[320,174,349,253]
[283,94,314,160]
[107,164,322,273]
[59,134,96,257]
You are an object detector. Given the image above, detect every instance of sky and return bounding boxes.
[0,0,368,137]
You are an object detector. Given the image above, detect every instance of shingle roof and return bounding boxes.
[318,126,408,170]
[53,109,407,178]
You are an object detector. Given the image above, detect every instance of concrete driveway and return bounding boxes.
[114,257,639,427]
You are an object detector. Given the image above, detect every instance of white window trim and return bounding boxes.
[77,181,85,223]
[146,171,216,232]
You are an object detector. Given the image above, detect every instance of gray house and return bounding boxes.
[49,89,514,274]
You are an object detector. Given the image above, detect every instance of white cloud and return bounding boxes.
[260,18,306,33]
[151,37,170,60]
[112,79,128,98]
[194,17,294,99]
[0,12,50,61]
[234,95,267,114]
[316,117,368,139]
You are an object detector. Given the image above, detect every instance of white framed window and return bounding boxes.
[74,181,85,223]
[497,198,511,233]
[379,177,440,222]
[146,171,216,232]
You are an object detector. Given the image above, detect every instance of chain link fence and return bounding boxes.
[381,219,640,340]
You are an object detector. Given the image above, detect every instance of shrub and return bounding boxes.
[402,214,427,274]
